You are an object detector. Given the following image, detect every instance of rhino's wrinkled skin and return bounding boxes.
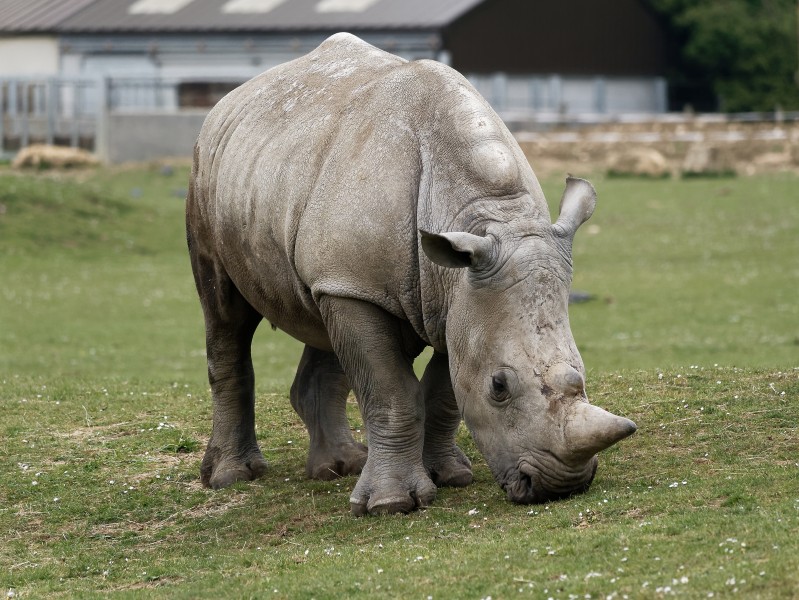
[187,33,636,516]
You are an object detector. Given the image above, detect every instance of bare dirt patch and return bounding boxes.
[57,422,139,442]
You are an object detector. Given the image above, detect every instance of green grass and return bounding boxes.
[547,175,799,371]
[1,167,797,598]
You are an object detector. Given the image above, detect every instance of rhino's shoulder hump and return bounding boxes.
[303,32,406,80]
[317,32,384,54]
[196,34,406,163]
[405,61,523,196]
[407,58,466,83]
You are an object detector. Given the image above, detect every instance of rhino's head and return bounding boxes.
[420,177,636,504]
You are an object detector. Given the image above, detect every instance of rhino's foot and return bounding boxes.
[350,462,437,516]
[306,441,368,481]
[200,445,268,490]
[425,445,473,488]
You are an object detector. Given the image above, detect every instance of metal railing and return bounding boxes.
[466,73,669,125]
[3,74,795,163]
[0,76,248,160]
[1,78,100,155]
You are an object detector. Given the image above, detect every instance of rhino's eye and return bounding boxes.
[490,371,512,403]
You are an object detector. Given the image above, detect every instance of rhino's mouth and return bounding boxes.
[501,453,598,504]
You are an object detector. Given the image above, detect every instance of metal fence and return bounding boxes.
[467,74,669,125]
[0,77,101,154]
[0,76,251,160]
[0,77,192,158]
[1,74,672,157]
[15,73,791,164]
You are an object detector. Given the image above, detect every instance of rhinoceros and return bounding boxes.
[186,32,636,516]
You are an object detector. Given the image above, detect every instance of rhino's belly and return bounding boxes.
[222,237,334,352]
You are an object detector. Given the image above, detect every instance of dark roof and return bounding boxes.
[0,0,487,33]
[0,0,98,32]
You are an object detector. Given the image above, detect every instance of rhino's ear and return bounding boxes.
[419,229,493,269]
[553,176,597,241]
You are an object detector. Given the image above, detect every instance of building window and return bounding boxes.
[177,82,240,108]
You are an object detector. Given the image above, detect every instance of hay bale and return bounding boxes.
[788,142,799,166]
[753,152,790,170]
[681,143,736,177]
[12,144,100,169]
[606,147,670,178]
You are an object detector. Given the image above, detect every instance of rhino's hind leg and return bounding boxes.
[190,249,268,489]
[421,352,473,487]
[290,345,368,480]
[319,296,436,516]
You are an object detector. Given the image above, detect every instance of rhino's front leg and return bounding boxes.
[319,296,436,516]
[290,345,368,480]
[421,352,473,487]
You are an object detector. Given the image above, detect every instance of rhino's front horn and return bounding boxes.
[564,401,637,461]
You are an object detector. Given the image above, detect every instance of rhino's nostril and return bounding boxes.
[518,471,533,495]
[509,459,598,504]
[504,463,538,504]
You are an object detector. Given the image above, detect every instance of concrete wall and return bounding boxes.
[103,110,208,163]
[0,36,59,76]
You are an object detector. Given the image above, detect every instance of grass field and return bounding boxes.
[1,165,797,598]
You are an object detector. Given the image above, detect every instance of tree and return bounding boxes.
[648,0,799,111]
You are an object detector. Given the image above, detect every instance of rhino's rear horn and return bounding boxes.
[565,401,637,461]
[552,176,597,242]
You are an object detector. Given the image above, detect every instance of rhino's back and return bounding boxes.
[191,34,432,347]
[197,32,407,220]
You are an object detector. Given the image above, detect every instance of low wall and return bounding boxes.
[104,110,209,164]
[515,118,799,177]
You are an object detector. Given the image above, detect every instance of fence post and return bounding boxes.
[8,81,17,120]
[21,82,30,149]
[33,83,43,116]
[594,77,607,114]
[655,77,668,113]
[491,72,507,113]
[530,78,542,111]
[549,75,562,113]
[70,81,80,148]
[0,82,5,158]
[95,76,110,163]
[46,78,57,146]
